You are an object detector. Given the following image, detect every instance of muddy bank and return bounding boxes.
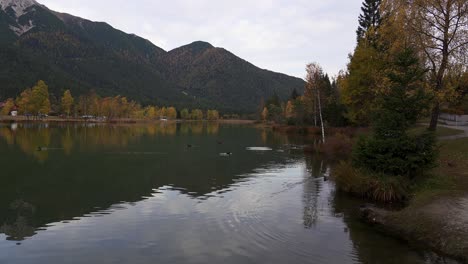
[361,195,468,262]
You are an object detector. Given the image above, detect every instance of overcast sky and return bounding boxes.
[38,0,362,79]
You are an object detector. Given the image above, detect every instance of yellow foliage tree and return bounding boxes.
[166,107,177,119]
[160,107,167,118]
[206,110,220,120]
[30,80,51,115]
[191,109,203,120]
[261,107,269,121]
[145,106,157,119]
[61,90,74,117]
[1,98,15,116]
[16,88,32,114]
[285,100,295,119]
[181,108,190,119]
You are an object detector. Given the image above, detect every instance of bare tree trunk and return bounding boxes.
[313,92,317,127]
[317,90,325,143]
[429,103,440,131]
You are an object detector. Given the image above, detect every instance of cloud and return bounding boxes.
[38,0,362,78]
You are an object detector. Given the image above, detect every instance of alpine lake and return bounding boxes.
[0,122,459,264]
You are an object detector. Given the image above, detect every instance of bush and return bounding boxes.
[334,161,372,195]
[353,131,437,178]
[333,161,410,202]
[314,133,353,158]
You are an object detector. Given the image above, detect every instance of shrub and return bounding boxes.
[334,161,371,195]
[333,161,410,203]
[353,131,437,178]
[315,133,353,158]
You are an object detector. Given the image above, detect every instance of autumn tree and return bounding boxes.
[145,106,157,119]
[305,63,326,141]
[409,0,468,130]
[341,39,387,125]
[131,104,145,119]
[16,88,32,114]
[285,100,295,120]
[342,0,406,125]
[100,97,118,119]
[29,80,51,115]
[78,90,99,116]
[166,107,177,120]
[206,110,220,120]
[261,107,269,121]
[191,109,204,120]
[1,98,15,116]
[61,90,74,117]
[181,109,190,120]
[160,107,167,118]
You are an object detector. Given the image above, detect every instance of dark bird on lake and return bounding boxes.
[219,152,233,157]
[187,144,193,148]
[37,146,47,151]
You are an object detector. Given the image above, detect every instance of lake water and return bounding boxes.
[0,122,457,264]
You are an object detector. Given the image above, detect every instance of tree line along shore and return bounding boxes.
[0,80,227,122]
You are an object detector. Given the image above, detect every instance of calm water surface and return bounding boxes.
[0,123,457,264]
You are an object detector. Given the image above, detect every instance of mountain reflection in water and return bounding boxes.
[0,123,458,264]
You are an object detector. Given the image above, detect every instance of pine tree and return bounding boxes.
[290,88,299,100]
[356,0,382,43]
[353,48,436,177]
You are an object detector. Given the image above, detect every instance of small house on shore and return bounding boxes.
[440,112,468,126]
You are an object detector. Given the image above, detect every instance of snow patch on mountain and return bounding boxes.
[1,0,38,35]
[9,19,34,35]
[0,0,38,16]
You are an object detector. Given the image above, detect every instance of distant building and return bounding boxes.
[440,112,468,126]
[10,105,18,116]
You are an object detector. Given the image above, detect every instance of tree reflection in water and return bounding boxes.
[0,122,225,162]
[1,200,36,241]
[0,123,300,241]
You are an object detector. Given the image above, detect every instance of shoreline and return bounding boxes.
[358,135,468,262]
[0,116,255,125]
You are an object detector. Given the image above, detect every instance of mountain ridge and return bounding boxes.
[0,0,305,113]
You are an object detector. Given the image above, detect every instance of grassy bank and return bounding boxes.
[359,137,468,261]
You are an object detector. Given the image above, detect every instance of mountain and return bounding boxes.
[0,0,305,113]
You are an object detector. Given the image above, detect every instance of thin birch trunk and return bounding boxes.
[317,90,325,143]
